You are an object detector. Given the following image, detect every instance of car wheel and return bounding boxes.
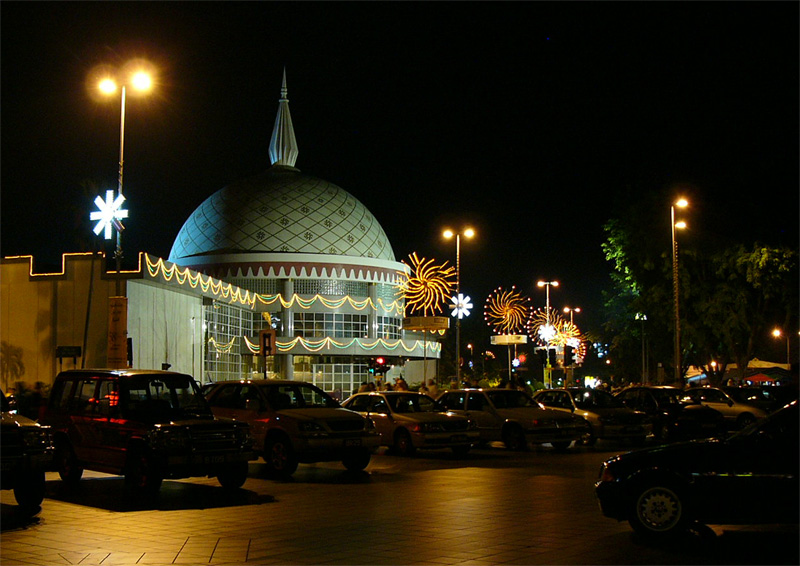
[393,429,416,456]
[737,413,756,429]
[13,470,45,511]
[125,449,163,496]
[502,424,527,451]
[628,481,689,538]
[217,461,249,489]
[551,441,571,452]
[55,439,83,485]
[451,445,470,458]
[342,448,371,471]
[264,434,298,477]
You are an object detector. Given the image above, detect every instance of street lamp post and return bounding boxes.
[537,280,559,388]
[98,66,154,294]
[443,228,474,385]
[671,199,688,385]
[772,328,790,366]
[563,306,580,326]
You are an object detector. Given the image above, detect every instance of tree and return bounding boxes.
[1,341,26,391]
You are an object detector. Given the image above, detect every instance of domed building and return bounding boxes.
[167,72,435,394]
[0,72,439,396]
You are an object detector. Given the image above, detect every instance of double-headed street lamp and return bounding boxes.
[671,198,688,384]
[96,62,155,294]
[443,227,475,384]
[537,280,559,327]
[563,306,580,325]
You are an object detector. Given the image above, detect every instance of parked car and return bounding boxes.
[436,388,589,451]
[533,387,651,446]
[1,390,54,513]
[205,379,379,477]
[722,385,797,414]
[614,386,726,442]
[680,386,767,430]
[595,400,799,539]
[40,370,256,495]
[342,391,479,456]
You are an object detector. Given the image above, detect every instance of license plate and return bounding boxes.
[204,455,225,464]
[344,438,362,447]
[624,426,642,433]
[450,435,469,443]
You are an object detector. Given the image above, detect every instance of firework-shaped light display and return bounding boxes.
[528,308,584,347]
[484,286,530,334]
[397,252,456,316]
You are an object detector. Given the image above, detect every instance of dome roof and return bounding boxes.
[168,165,396,262]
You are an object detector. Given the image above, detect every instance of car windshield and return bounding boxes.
[387,394,437,413]
[260,383,340,409]
[572,388,624,409]
[486,390,539,409]
[125,374,212,420]
[650,389,685,406]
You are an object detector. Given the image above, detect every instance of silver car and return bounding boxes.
[533,387,652,446]
[342,392,478,457]
[681,386,768,430]
[436,388,589,451]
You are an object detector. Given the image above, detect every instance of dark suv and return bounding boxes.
[1,390,54,513]
[40,370,256,495]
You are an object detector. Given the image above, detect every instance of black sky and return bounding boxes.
[2,1,798,339]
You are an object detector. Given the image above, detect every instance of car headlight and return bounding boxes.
[148,427,190,451]
[21,427,52,450]
[234,426,253,447]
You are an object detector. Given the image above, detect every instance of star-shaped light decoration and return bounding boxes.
[538,323,557,344]
[449,293,473,319]
[90,190,128,240]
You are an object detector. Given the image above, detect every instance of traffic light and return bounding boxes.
[375,357,387,375]
[564,345,574,367]
[547,348,557,368]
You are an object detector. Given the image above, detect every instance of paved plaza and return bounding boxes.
[1,444,797,565]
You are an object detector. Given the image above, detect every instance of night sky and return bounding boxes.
[2,2,798,340]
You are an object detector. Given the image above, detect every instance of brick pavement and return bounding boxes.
[1,447,797,565]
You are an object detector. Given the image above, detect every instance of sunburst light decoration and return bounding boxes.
[397,252,456,316]
[528,308,584,348]
[484,286,531,335]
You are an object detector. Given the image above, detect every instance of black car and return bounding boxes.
[1,390,54,513]
[595,400,798,538]
[615,386,726,442]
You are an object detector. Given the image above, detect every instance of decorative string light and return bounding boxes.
[146,255,403,314]
[484,286,531,334]
[243,336,441,355]
[397,252,455,316]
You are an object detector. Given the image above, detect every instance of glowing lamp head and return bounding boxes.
[375,357,385,365]
[463,228,475,239]
[772,328,782,338]
[443,229,454,239]
[675,221,687,230]
[675,198,689,208]
[130,71,153,92]
[98,78,117,95]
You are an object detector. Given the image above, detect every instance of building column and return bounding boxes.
[368,282,378,340]
[281,279,294,380]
